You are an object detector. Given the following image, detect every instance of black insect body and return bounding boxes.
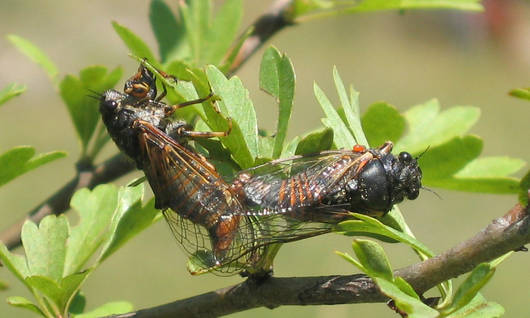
[99,64,254,272]
[232,142,422,222]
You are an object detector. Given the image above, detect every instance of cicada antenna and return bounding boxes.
[86,88,102,100]
[416,145,430,160]
[421,186,442,200]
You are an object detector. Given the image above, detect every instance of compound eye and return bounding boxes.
[399,152,412,162]
[102,97,119,110]
[108,100,118,110]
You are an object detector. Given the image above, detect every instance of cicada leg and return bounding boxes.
[180,118,232,139]
[163,91,215,116]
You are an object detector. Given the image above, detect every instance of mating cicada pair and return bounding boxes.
[99,61,422,275]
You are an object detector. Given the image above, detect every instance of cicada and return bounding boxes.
[99,63,270,274]
[232,142,422,221]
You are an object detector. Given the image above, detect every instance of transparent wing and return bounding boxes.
[136,121,267,274]
[234,150,370,216]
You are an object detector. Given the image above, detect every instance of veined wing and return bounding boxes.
[135,120,267,273]
[234,149,372,216]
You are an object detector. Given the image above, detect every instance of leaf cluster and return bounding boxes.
[338,237,507,318]
[0,185,158,317]
[1,0,527,317]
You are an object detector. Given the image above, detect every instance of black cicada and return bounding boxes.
[99,63,271,274]
[232,142,422,221]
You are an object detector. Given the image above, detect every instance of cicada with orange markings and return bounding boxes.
[232,141,422,222]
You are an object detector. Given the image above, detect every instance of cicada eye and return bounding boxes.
[399,152,412,163]
[102,98,118,111]
[101,90,124,111]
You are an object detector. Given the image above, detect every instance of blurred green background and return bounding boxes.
[0,0,529,317]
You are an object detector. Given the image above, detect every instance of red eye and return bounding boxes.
[353,144,366,153]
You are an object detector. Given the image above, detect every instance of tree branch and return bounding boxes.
[109,201,529,318]
[0,154,135,249]
[228,0,295,75]
[0,0,297,250]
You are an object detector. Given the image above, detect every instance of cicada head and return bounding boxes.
[392,151,422,201]
[99,89,128,125]
[100,89,154,166]
[346,150,422,216]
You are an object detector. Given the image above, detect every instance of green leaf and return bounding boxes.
[7,34,59,84]
[420,136,522,193]
[295,128,333,155]
[26,271,90,313]
[281,136,301,158]
[179,0,211,65]
[187,250,220,275]
[509,87,530,101]
[99,186,160,262]
[172,80,207,120]
[24,277,61,313]
[378,206,453,301]
[165,59,196,82]
[259,47,296,158]
[455,157,526,178]
[0,279,8,290]
[69,292,86,315]
[395,100,480,154]
[519,170,530,205]
[112,21,157,65]
[21,216,69,282]
[442,263,495,315]
[314,82,355,149]
[420,136,482,180]
[374,278,439,318]
[334,213,434,257]
[291,0,333,17]
[60,66,123,152]
[335,251,366,272]
[362,102,406,146]
[7,296,45,316]
[0,146,66,187]
[74,301,133,318]
[429,177,521,194]
[333,67,367,145]
[351,239,393,281]
[393,276,420,299]
[0,242,30,283]
[203,0,243,65]
[445,293,504,318]
[58,271,91,310]
[64,185,118,275]
[345,0,483,12]
[178,0,242,65]
[149,0,185,63]
[258,135,275,159]
[206,66,258,168]
[0,83,26,106]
